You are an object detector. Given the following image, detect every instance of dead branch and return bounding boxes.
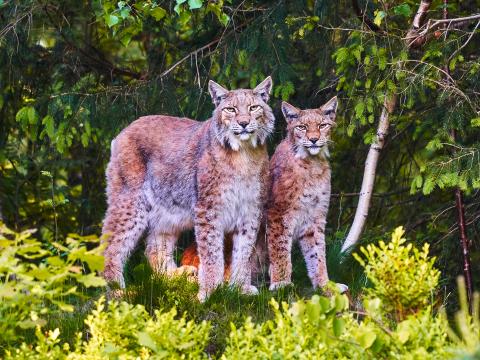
[406,12,480,48]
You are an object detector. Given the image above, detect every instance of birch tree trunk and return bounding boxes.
[341,94,397,253]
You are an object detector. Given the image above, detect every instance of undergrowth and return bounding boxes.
[3,224,480,359]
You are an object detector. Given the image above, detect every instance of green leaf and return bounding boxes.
[138,331,158,351]
[357,331,377,349]
[42,115,55,138]
[77,273,106,288]
[471,117,480,127]
[119,7,130,19]
[151,7,167,20]
[174,0,187,14]
[373,10,386,26]
[354,102,365,119]
[393,4,412,17]
[335,294,347,311]
[188,0,203,10]
[318,296,332,313]
[16,106,29,123]
[306,300,320,321]
[333,318,345,337]
[218,13,230,26]
[396,321,411,344]
[105,14,119,28]
[84,253,105,272]
[81,132,89,147]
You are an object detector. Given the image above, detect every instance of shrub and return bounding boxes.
[6,297,211,360]
[2,225,477,359]
[70,297,211,359]
[223,227,449,359]
[223,293,359,359]
[354,226,440,321]
[0,223,106,347]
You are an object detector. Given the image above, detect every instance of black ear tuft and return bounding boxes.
[253,76,273,103]
[321,96,338,120]
[281,101,301,122]
[208,80,229,107]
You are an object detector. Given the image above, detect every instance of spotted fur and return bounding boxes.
[267,96,338,290]
[102,77,274,301]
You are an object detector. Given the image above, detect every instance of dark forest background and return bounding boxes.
[1,0,480,303]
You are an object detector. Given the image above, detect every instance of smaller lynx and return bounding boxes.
[267,97,346,292]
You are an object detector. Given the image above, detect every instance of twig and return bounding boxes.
[351,0,383,33]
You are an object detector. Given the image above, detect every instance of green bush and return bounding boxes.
[0,223,106,347]
[70,297,211,359]
[6,297,211,359]
[4,225,480,359]
[222,226,449,359]
[354,226,440,321]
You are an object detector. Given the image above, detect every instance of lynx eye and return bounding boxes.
[249,105,260,112]
[319,123,329,130]
[223,107,236,113]
[296,125,307,131]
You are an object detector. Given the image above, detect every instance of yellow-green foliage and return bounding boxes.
[222,227,450,359]
[3,225,480,359]
[6,297,211,359]
[70,297,211,359]
[222,294,449,359]
[223,294,356,359]
[446,278,480,358]
[0,223,106,346]
[354,226,440,321]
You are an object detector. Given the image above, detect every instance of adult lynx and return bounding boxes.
[267,97,346,292]
[102,77,274,300]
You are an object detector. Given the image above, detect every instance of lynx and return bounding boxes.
[102,77,274,301]
[267,97,346,292]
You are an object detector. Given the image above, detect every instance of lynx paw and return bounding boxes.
[197,289,208,303]
[269,280,292,291]
[241,285,259,296]
[106,288,125,300]
[168,265,198,277]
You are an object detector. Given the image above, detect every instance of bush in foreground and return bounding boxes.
[3,224,480,359]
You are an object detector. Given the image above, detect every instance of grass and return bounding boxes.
[38,237,367,356]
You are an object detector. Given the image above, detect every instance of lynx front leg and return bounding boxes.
[145,232,178,274]
[267,218,294,290]
[195,220,225,302]
[298,227,329,288]
[230,223,259,295]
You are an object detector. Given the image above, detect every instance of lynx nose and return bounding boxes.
[238,120,250,129]
[310,137,319,144]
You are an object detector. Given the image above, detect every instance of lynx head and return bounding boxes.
[282,96,338,159]
[209,77,274,151]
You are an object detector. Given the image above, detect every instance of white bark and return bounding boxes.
[405,0,433,48]
[341,94,397,253]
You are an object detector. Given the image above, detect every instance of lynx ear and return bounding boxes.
[281,101,300,122]
[253,76,273,103]
[321,96,338,120]
[209,80,229,107]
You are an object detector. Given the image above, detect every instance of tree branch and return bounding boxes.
[351,0,383,33]
[405,0,432,48]
[406,11,480,48]
[341,94,397,253]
